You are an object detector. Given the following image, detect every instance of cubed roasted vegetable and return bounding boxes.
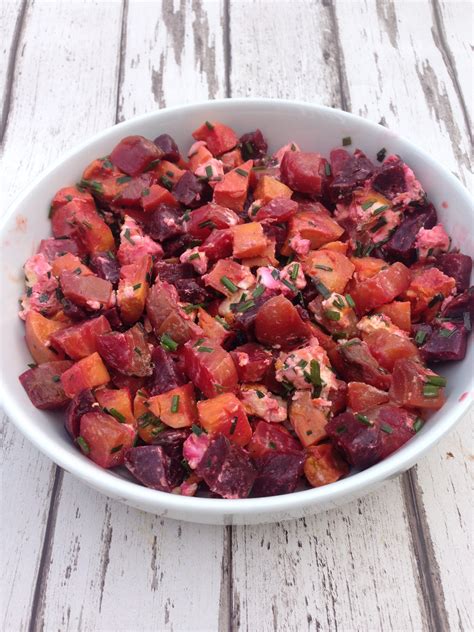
[38,238,79,262]
[304,444,349,487]
[141,183,179,212]
[60,352,111,398]
[253,176,293,203]
[198,308,232,346]
[79,411,135,468]
[95,388,135,426]
[336,339,392,391]
[230,343,273,382]
[117,254,152,324]
[363,329,419,372]
[50,315,111,360]
[148,383,197,429]
[289,390,328,447]
[252,451,305,497]
[146,280,201,344]
[192,121,238,156]
[213,160,253,212]
[280,151,328,195]
[255,295,310,350]
[25,311,67,364]
[124,445,185,492]
[349,262,411,314]
[186,203,241,240]
[203,259,255,297]
[197,392,251,446]
[148,346,187,396]
[19,360,73,409]
[51,199,115,254]
[347,382,389,413]
[110,135,162,176]
[181,338,238,398]
[404,267,456,319]
[96,324,152,377]
[231,222,268,259]
[199,228,234,261]
[247,420,302,458]
[254,197,298,222]
[287,209,344,252]
[65,388,97,439]
[60,271,114,311]
[374,301,411,332]
[114,173,155,207]
[389,359,446,410]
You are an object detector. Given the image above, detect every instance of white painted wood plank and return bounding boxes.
[0,2,123,631]
[0,0,23,119]
[34,3,228,631]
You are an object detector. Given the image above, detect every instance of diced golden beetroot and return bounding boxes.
[117,255,152,324]
[198,308,231,346]
[51,199,115,255]
[50,315,111,360]
[349,262,411,314]
[133,389,167,443]
[181,337,238,398]
[289,391,328,447]
[304,444,350,487]
[255,295,310,350]
[253,176,293,203]
[390,359,446,410]
[231,222,268,259]
[81,158,127,203]
[363,329,419,372]
[404,267,456,319]
[351,256,387,280]
[220,147,244,171]
[60,271,114,310]
[323,240,348,255]
[189,144,213,171]
[375,301,411,332]
[61,352,110,398]
[51,253,93,278]
[303,250,355,294]
[51,186,95,210]
[153,159,185,185]
[95,388,135,426]
[74,209,115,255]
[213,160,253,212]
[287,210,344,250]
[192,121,239,156]
[146,280,201,345]
[141,184,179,212]
[241,240,278,268]
[149,383,197,429]
[197,392,252,446]
[347,382,389,413]
[203,259,255,297]
[79,411,135,468]
[25,311,67,364]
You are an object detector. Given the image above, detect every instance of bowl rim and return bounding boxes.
[1,97,473,519]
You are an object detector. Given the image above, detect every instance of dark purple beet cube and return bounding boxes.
[372,156,407,200]
[383,203,437,264]
[125,445,184,492]
[420,324,468,362]
[89,252,120,285]
[115,173,154,207]
[146,204,184,242]
[172,171,204,207]
[329,149,375,201]
[160,233,197,258]
[60,298,88,321]
[153,134,181,163]
[38,238,79,262]
[147,346,187,396]
[19,361,73,410]
[437,253,472,292]
[152,428,190,463]
[240,129,268,160]
[441,288,474,321]
[174,278,210,304]
[153,260,195,284]
[102,306,124,330]
[251,451,305,497]
[196,435,257,499]
[65,388,97,439]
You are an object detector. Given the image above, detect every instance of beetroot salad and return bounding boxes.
[18,121,472,499]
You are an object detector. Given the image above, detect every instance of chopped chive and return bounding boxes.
[372,204,389,216]
[314,280,331,299]
[170,395,180,413]
[183,303,204,313]
[413,418,424,433]
[117,175,132,184]
[253,285,265,299]
[342,136,352,146]
[325,163,331,176]
[439,328,456,338]
[73,268,82,275]
[38,292,49,304]
[345,294,355,308]
[51,375,60,383]
[423,384,440,398]
[313,264,333,271]
[198,219,217,229]
[268,441,277,449]
[110,444,123,454]
[205,120,214,130]
[356,413,372,426]
[220,276,238,293]
[336,425,347,434]
[428,293,444,308]
[193,338,205,347]
[215,315,230,330]
[182,210,191,222]
[297,359,308,369]
[205,165,213,179]
[123,228,134,244]
[160,175,173,190]
[76,436,90,454]
[415,330,427,346]
[108,407,126,423]
[234,300,255,313]
[197,346,213,353]
[165,170,175,178]
[235,168,248,177]
[290,263,300,280]
[271,268,280,280]
[141,188,150,197]
[105,250,115,260]
[380,423,393,434]
[82,220,93,230]
[361,200,375,210]
[281,279,297,293]
[425,375,447,387]
[27,363,37,369]
[161,333,178,352]
[376,147,387,162]
[192,424,204,435]
[188,252,200,261]
[245,141,254,155]
[134,346,142,356]
[370,216,388,232]
[229,417,238,434]
[255,390,265,399]
[325,309,341,321]
[133,283,142,291]
[309,359,322,387]
[333,297,345,310]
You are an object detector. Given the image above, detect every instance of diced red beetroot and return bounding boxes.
[153,134,180,162]
[199,229,234,261]
[172,171,204,207]
[38,238,79,262]
[383,204,437,264]
[255,295,310,350]
[280,151,327,195]
[247,421,302,458]
[186,203,241,240]
[146,204,184,242]
[437,252,472,292]
[372,155,414,201]
[79,411,135,468]
[61,299,87,322]
[255,197,299,222]
[51,185,95,210]
[110,135,162,176]
[252,451,305,497]
[329,149,375,201]
[125,445,184,491]
[181,338,238,398]
[147,346,187,396]
[51,198,96,239]
[349,262,411,314]
[328,379,348,416]
[65,388,97,439]
[420,323,468,362]
[195,435,256,499]
[326,404,416,470]
[230,343,273,382]
[336,340,392,391]
[50,315,111,360]
[19,361,73,409]
[89,252,120,285]
[389,359,446,409]
[441,287,474,321]
[347,382,389,413]
[102,307,123,330]
[192,122,239,156]
[114,173,155,207]
[59,271,114,311]
[146,280,201,344]
[174,278,210,304]
[240,129,268,160]
[232,290,279,334]
[96,324,152,376]
[109,371,146,397]
[152,428,190,460]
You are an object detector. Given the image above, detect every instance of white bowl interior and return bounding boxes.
[1,99,472,524]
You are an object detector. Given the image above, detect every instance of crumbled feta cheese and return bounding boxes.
[275,338,337,397]
[248,198,264,220]
[188,140,207,158]
[256,265,302,295]
[357,313,407,338]
[183,433,211,469]
[194,158,225,183]
[415,224,450,261]
[240,385,287,423]
[19,253,61,320]
[117,215,163,265]
[289,233,311,256]
[280,262,306,290]
[180,247,209,275]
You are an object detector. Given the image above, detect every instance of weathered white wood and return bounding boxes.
[0,0,24,123]
[0,2,123,631]
[30,3,228,631]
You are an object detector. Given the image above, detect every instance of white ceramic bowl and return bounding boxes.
[1,98,472,525]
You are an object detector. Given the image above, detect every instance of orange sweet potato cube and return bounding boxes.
[148,383,197,429]
[189,144,214,172]
[51,253,93,278]
[304,444,349,487]
[374,301,412,332]
[241,240,278,268]
[60,352,110,398]
[197,392,252,447]
[231,222,268,259]
[95,387,135,426]
[213,160,253,212]
[117,254,152,324]
[253,175,292,203]
[141,184,179,211]
[198,308,231,346]
[303,250,355,294]
[25,311,67,364]
[153,159,185,186]
[287,210,344,250]
[289,391,328,447]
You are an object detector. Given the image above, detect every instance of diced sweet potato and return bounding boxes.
[389,359,446,410]
[117,254,152,324]
[96,324,152,377]
[95,388,135,426]
[213,160,253,212]
[197,392,252,447]
[60,271,114,311]
[110,135,162,176]
[51,253,93,278]
[351,256,387,281]
[304,444,350,487]
[230,343,273,382]
[51,199,115,254]
[347,382,389,413]
[349,262,411,314]
[50,315,111,360]
[253,176,293,203]
[287,210,344,251]
[148,382,197,429]
[25,311,67,364]
[134,390,167,444]
[255,295,310,350]
[189,143,214,171]
[241,239,278,268]
[60,352,110,399]
[404,267,456,319]
[51,185,95,210]
[79,411,135,468]
[153,159,185,188]
[141,183,179,211]
[203,259,255,297]
[323,240,348,255]
[374,301,411,332]
[303,250,355,294]
[192,121,238,156]
[181,338,238,398]
[231,222,268,259]
[19,360,73,409]
[198,308,231,346]
[289,391,328,447]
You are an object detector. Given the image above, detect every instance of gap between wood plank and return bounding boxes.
[0,0,28,145]
[325,0,351,112]
[223,0,231,98]
[430,0,472,143]
[115,0,128,124]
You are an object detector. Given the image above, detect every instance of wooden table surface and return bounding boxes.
[1,1,472,630]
